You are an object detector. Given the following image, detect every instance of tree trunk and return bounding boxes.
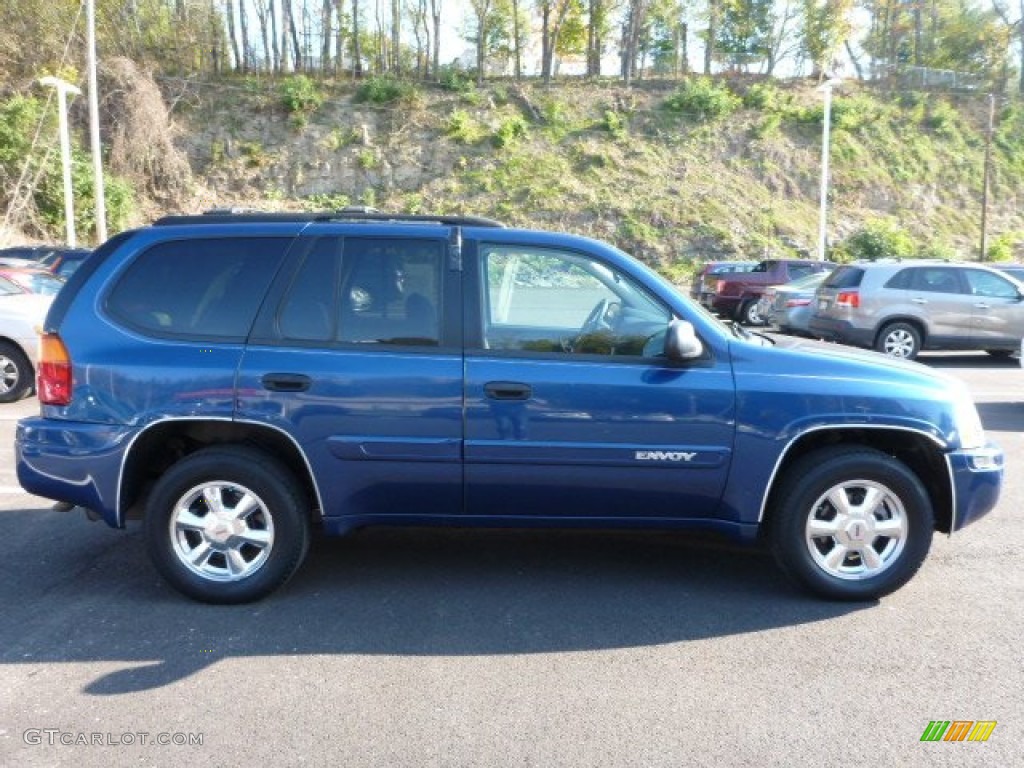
[224,0,242,71]
[270,0,281,72]
[238,0,251,71]
[322,0,333,72]
[352,0,363,75]
[431,0,441,78]
[512,0,523,80]
[704,0,716,74]
[391,0,401,73]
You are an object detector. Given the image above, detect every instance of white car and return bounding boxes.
[0,291,53,402]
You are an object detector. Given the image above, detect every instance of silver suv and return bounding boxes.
[809,261,1024,359]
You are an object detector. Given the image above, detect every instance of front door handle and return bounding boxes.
[484,381,532,401]
[261,373,312,392]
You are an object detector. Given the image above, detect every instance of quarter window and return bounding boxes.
[107,237,288,339]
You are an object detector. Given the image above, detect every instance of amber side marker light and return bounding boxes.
[37,333,72,406]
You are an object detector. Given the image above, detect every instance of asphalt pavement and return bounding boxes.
[0,352,1020,767]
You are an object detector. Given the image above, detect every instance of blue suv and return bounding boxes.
[16,211,1003,603]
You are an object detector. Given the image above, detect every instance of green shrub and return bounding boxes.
[838,219,918,261]
[445,110,485,144]
[279,75,323,117]
[602,110,627,139]
[355,78,418,105]
[437,66,475,94]
[663,78,741,121]
[742,83,780,111]
[987,231,1024,262]
[493,115,529,148]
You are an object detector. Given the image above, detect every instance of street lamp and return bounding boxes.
[817,77,842,261]
[39,76,81,247]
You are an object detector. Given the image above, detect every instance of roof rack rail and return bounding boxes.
[152,209,505,228]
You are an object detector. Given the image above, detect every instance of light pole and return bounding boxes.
[86,0,107,242]
[39,76,81,247]
[817,77,842,261]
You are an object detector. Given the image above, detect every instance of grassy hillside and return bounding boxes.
[12,72,1024,280]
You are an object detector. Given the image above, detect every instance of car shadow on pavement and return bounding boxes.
[0,507,872,696]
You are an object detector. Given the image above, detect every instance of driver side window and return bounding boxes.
[479,245,671,356]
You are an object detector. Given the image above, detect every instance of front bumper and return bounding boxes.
[947,443,1003,532]
[16,417,138,528]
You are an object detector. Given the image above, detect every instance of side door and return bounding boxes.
[906,265,975,344]
[463,241,736,523]
[237,234,463,524]
[963,267,1024,348]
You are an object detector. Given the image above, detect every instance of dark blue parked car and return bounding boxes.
[16,211,1003,603]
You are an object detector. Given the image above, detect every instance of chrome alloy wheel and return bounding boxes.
[0,353,20,395]
[882,329,916,358]
[169,482,275,582]
[804,479,908,581]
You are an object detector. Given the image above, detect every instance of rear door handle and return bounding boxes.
[484,381,532,401]
[261,373,312,392]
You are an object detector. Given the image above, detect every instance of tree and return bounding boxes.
[621,0,652,83]
[539,0,578,82]
[802,0,853,77]
[717,0,774,71]
[992,0,1024,93]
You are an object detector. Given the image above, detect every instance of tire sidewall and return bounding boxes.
[741,300,763,326]
[876,322,921,359]
[0,342,32,403]
[770,448,934,600]
[144,447,309,604]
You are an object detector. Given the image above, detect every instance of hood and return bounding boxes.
[741,331,968,394]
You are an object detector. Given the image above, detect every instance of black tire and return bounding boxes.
[739,300,764,326]
[144,445,311,604]
[0,341,34,403]
[875,321,922,360]
[768,446,934,601]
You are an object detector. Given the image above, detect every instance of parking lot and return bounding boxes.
[0,352,1020,767]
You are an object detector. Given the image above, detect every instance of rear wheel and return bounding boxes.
[0,341,33,403]
[875,322,921,360]
[768,446,934,600]
[144,446,311,604]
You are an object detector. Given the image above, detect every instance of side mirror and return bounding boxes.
[664,319,704,360]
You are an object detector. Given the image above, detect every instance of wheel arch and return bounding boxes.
[874,316,927,348]
[759,425,954,534]
[118,418,322,527]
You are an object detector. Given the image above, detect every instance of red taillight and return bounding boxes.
[785,298,812,308]
[37,333,72,406]
[836,291,860,309]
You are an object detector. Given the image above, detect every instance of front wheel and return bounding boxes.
[768,446,934,600]
[144,446,311,604]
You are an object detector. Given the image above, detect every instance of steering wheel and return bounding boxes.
[569,299,624,353]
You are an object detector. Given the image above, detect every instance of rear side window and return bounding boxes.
[823,266,864,289]
[107,237,288,339]
[274,236,444,347]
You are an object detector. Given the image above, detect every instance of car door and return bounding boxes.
[463,240,736,523]
[963,267,1024,348]
[237,233,463,525]
[906,266,975,344]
